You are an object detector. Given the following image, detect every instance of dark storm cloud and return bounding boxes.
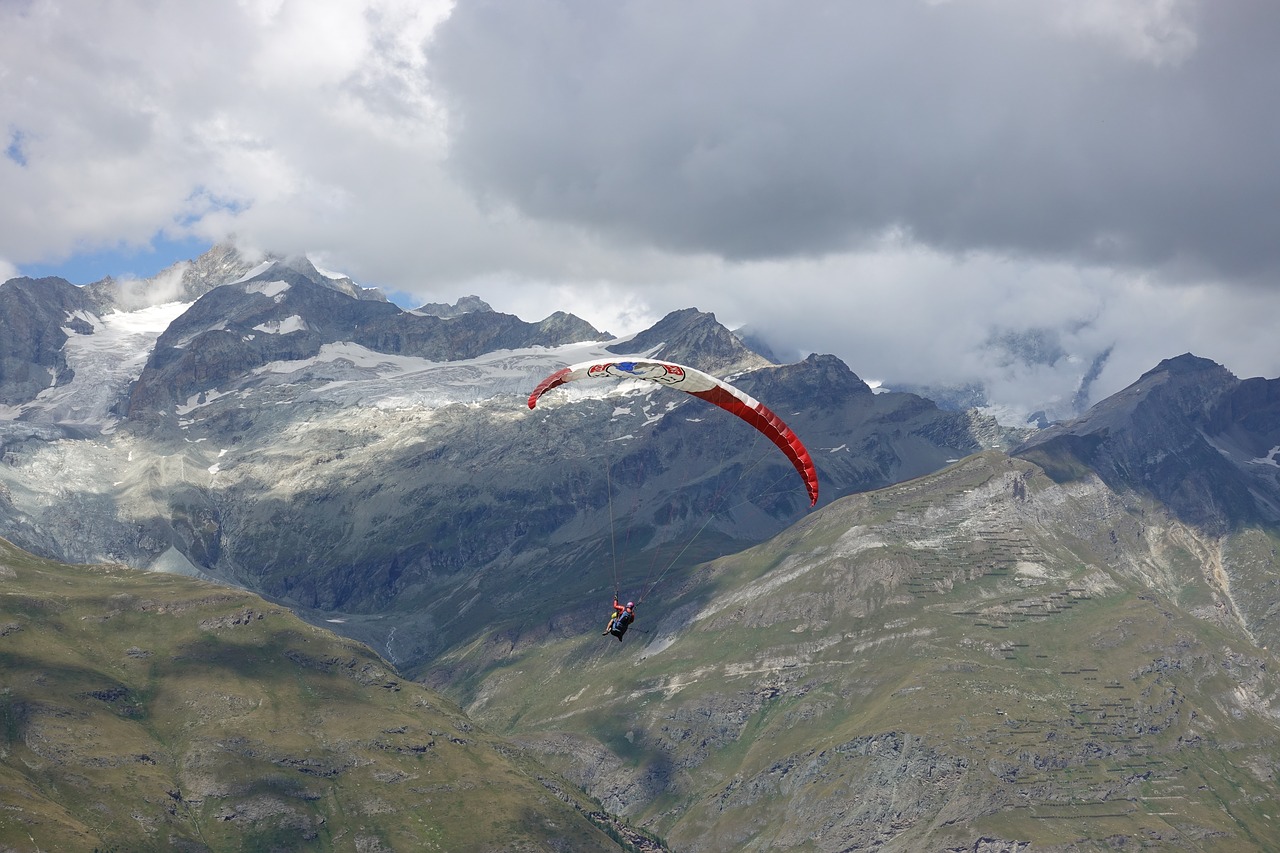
[6,0,1279,422]
[429,0,1280,279]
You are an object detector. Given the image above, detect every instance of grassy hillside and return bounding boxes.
[0,538,632,852]
[430,451,1280,852]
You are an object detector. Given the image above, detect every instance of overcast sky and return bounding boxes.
[3,0,1278,422]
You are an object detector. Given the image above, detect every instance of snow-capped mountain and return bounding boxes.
[0,244,1016,668]
[0,299,188,430]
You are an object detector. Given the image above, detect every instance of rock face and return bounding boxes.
[416,294,493,317]
[1015,354,1280,532]
[0,277,96,406]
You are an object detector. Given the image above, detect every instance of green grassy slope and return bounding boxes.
[0,538,630,853]
[433,451,1280,852]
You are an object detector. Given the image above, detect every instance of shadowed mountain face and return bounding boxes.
[0,277,96,405]
[1015,354,1280,533]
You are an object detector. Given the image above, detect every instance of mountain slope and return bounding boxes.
[434,450,1280,852]
[0,252,1018,675]
[1015,354,1280,650]
[0,536,634,852]
[4,249,1280,851]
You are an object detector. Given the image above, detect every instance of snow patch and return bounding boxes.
[251,337,645,410]
[177,389,233,415]
[310,259,347,280]
[246,279,290,300]
[1249,446,1280,467]
[252,315,307,335]
[229,260,275,285]
[64,309,99,331]
[148,546,214,580]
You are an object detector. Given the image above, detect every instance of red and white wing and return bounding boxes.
[528,359,818,506]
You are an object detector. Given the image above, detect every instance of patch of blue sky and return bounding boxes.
[21,234,213,285]
[5,129,27,167]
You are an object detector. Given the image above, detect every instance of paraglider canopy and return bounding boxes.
[528,359,819,506]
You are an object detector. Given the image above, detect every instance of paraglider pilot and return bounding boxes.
[603,597,636,641]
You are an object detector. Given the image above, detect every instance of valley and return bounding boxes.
[2,249,1280,850]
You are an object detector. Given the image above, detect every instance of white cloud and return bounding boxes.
[1053,0,1200,66]
[3,0,1279,421]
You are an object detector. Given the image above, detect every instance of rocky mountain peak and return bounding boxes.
[1144,351,1228,378]
[73,242,268,312]
[180,241,264,295]
[734,352,874,408]
[243,253,387,302]
[1015,352,1276,532]
[73,242,266,311]
[1026,353,1236,444]
[1133,353,1238,414]
[415,295,494,318]
[535,310,609,342]
[607,307,771,375]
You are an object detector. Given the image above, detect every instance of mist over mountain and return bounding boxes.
[3,245,1280,850]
